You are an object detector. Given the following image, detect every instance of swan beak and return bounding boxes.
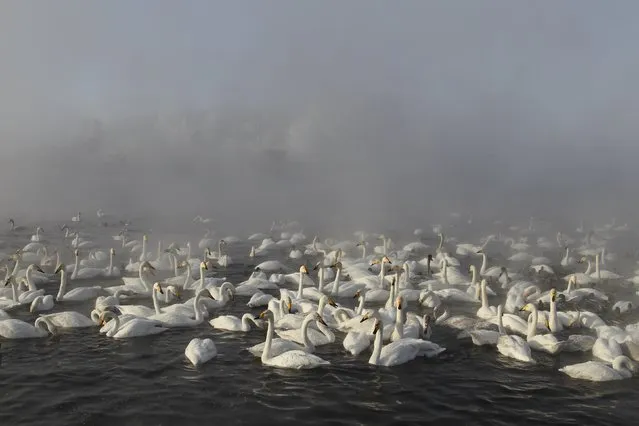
[259,310,269,319]
[35,266,44,273]
[317,316,328,326]
[352,291,360,299]
[327,297,337,307]
[373,321,381,334]
[397,300,402,310]
[359,315,369,323]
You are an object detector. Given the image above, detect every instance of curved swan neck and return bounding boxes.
[470,266,477,285]
[583,259,592,275]
[193,290,209,322]
[108,251,114,275]
[300,315,315,349]
[35,316,56,334]
[479,253,487,275]
[25,266,37,291]
[106,314,121,337]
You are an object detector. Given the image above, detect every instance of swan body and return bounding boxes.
[258,310,330,369]
[559,356,633,382]
[185,338,217,366]
[209,313,261,332]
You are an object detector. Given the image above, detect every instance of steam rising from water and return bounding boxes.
[1,1,638,231]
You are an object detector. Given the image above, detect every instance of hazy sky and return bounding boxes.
[0,1,637,231]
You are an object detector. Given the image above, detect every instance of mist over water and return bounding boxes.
[1,1,638,231]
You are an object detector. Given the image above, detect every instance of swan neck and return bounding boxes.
[479,253,487,275]
[470,266,477,285]
[301,315,314,349]
[331,266,341,297]
[72,253,80,278]
[356,294,365,315]
[56,270,67,301]
[368,326,383,365]
[297,271,304,299]
[480,282,488,309]
[151,288,161,315]
[317,266,324,291]
[526,307,538,339]
[261,316,275,363]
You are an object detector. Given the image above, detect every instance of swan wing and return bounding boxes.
[264,349,329,369]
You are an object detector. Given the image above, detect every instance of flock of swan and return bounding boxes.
[2,213,639,382]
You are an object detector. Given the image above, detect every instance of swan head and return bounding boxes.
[98,310,118,327]
[314,313,328,327]
[110,248,116,256]
[142,261,156,274]
[8,218,14,225]
[395,296,404,310]
[326,297,337,307]
[331,261,343,270]
[167,285,181,301]
[259,310,274,320]
[4,275,16,287]
[200,261,208,270]
[360,312,372,323]
[353,289,365,299]
[519,303,534,313]
[476,249,484,254]
[286,297,293,313]
[480,278,487,288]
[550,288,557,303]
[372,319,382,335]
[427,254,433,261]
[74,249,80,257]
[54,264,65,274]
[299,265,309,274]
[143,234,148,241]
[153,282,164,294]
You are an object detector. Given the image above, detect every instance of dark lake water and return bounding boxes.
[1,221,638,426]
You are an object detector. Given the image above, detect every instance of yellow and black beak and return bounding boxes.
[360,315,370,323]
[327,297,337,307]
[316,315,328,326]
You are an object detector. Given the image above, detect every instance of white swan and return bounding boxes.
[368,318,446,366]
[258,310,330,369]
[70,249,103,280]
[559,356,634,382]
[29,295,54,312]
[38,311,95,329]
[99,309,168,339]
[54,264,103,302]
[185,338,217,366]
[520,304,566,355]
[0,317,55,339]
[149,288,215,328]
[496,304,535,363]
[209,313,261,332]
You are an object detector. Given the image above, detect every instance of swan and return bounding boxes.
[99,309,168,339]
[368,318,446,367]
[185,338,217,366]
[476,279,497,320]
[103,248,120,277]
[247,290,274,308]
[257,310,330,369]
[520,304,566,355]
[38,311,95,329]
[0,317,55,339]
[467,305,504,346]
[29,295,54,312]
[589,253,621,280]
[559,356,634,382]
[496,304,535,363]
[209,313,262,332]
[276,311,335,346]
[114,283,164,318]
[149,288,215,328]
[70,250,104,280]
[54,264,103,302]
